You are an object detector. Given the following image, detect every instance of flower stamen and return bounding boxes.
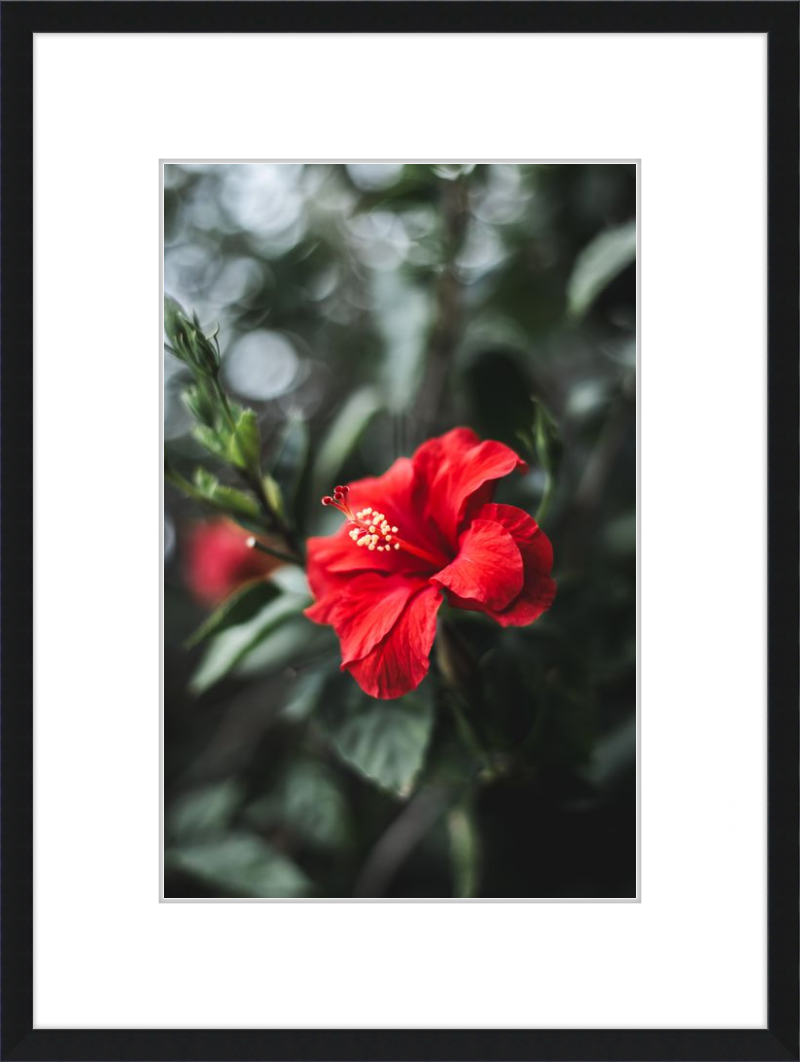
[320,486,440,566]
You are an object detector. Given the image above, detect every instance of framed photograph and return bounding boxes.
[163,157,636,907]
[3,2,797,1060]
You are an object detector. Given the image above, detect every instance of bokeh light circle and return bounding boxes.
[222,330,300,401]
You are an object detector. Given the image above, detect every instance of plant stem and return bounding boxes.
[435,623,497,775]
[215,379,239,434]
[448,693,493,770]
[448,802,481,899]
[249,474,305,561]
[216,378,304,560]
[246,537,302,566]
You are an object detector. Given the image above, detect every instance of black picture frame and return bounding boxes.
[2,3,797,1060]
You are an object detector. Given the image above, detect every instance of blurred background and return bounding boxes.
[164,163,636,899]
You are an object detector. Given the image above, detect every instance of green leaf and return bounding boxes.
[311,386,382,499]
[232,616,332,682]
[227,408,262,474]
[184,579,279,650]
[192,467,260,519]
[271,564,312,596]
[192,424,230,461]
[278,669,327,724]
[193,466,220,495]
[262,474,286,522]
[582,715,636,792]
[208,569,330,684]
[167,780,242,842]
[210,484,261,519]
[320,683,435,797]
[245,760,349,850]
[190,591,309,695]
[567,220,636,318]
[269,413,309,511]
[182,381,217,428]
[167,833,311,898]
[165,452,206,503]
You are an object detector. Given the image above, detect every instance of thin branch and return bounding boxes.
[245,537,302,567]
[353,787,447,898]
[414,177,469,435]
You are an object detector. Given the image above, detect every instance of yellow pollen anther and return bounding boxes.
[323,487,442,565]
[342,503,401,559]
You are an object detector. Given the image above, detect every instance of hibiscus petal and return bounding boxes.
[344,585,443,699]
[433,518,524,611]
[345,456,415,521]
[411,427,480,493]
[347,456,443,564]
[304,593,340,626]
[306,457,434,599]
[476,502,554,570]
[490,545,556,626]
[306,572,426,666]
[446,503,556,626]
[306,528,371,599]
[412,428,526,544]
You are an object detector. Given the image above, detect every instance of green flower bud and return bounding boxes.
[193,331,220,375]
[164,295,219,376]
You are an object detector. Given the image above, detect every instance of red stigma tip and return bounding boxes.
[321,495,333,506]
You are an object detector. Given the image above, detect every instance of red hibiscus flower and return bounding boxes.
[184,518,280,608]
[305,427,556,699]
